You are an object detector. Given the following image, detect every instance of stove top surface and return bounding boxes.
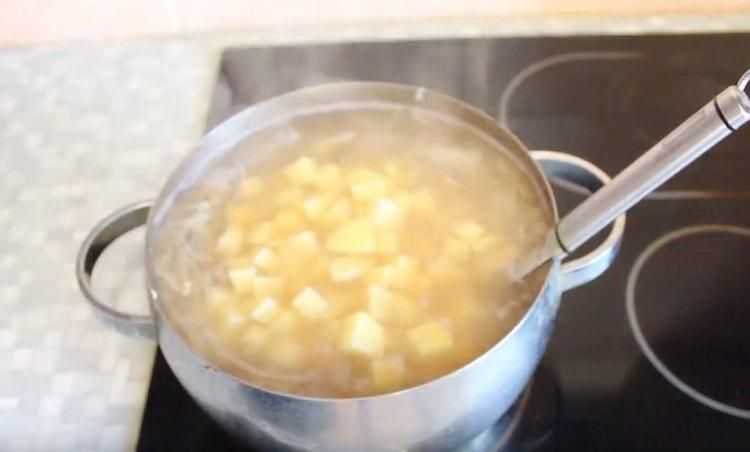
[138,33,750,451]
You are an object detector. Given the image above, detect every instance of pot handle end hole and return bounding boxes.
[76,201,157,339]
[530,151,626,291]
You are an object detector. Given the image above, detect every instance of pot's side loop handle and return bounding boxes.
[76,201,157,339]
[530,151,626,291]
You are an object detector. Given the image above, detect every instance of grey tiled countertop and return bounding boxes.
[0,40,215,450]
[2,15,750,451]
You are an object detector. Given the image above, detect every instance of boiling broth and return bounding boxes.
[153,106,552,397]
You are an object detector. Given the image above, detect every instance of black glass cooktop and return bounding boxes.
[138,33,750,451]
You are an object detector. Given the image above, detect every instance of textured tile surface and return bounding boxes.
[0,40,214,450]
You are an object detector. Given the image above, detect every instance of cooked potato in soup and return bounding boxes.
[153,107,551,397]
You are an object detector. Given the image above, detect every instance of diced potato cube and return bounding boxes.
[326,218,376,254]
[284,156,318,185]
[240,325,270,354]
[368,265,395,287]
[238,177,265,198]
[249,297,282,324]
[444,237,471,261]
[277,188,305,206]
[351,179,388,203]
[407,320,453,358]
[251,247,279,272]
[313,164,342,191]
[273,211,306,237]
[367,284,420,325]
[409,189,437,216]
[330,257,373,282]
[370,358,405,392]
[247,221,274,245]
[301,194,335,222]
[269,338,307,370]
[228,266,257,295]
[367,285,400,323]
[271,309,301,333]
[339,311,385,357]
[283,230,319,259]
[369,256,417,290]
[291,287,329,320]
[319,198,351,229]
[454,220,486,243]
[374,232,398,254]
[429,257,467,289]
[216,226,244,257]
[251,276,284,300]
[391,255,418,288]
[372,197,405,230]
[211,302,246,335]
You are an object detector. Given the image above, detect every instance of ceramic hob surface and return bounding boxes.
[138,33,750,451]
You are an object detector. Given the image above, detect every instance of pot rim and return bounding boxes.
[145,81,560,403]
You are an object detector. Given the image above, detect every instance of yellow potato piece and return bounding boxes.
[284,156,318,185]
[238,177,265,198]
[329,257,373,282]
[227,266,257,295]
[326,218,376,254]
[339,311,385,358]
[371,197,405,230]
[251,247,279,272]
[407,320,453,358]
[319,198,351,229]
[391,255,418,288]
[211,302,246,337]
[454,220,486,243]
[370,358,405,392]
[283,230,319,259]
[367,285,399,323]
[367,284,421,326]
[302,194,335,222]
[249,297,282,324]
[369,255,417,290]
[291,287,330,320]
[216,226,244,258]
[271,309,302,333]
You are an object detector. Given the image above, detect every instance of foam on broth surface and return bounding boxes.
[153,106,552,398]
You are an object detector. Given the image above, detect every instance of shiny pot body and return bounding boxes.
[77,83,624,451]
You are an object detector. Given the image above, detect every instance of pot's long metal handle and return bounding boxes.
[531,151,626,291]
[555,71,750,256]
[76,201,157,339]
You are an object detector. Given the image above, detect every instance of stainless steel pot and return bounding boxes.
[76,83,625,451]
